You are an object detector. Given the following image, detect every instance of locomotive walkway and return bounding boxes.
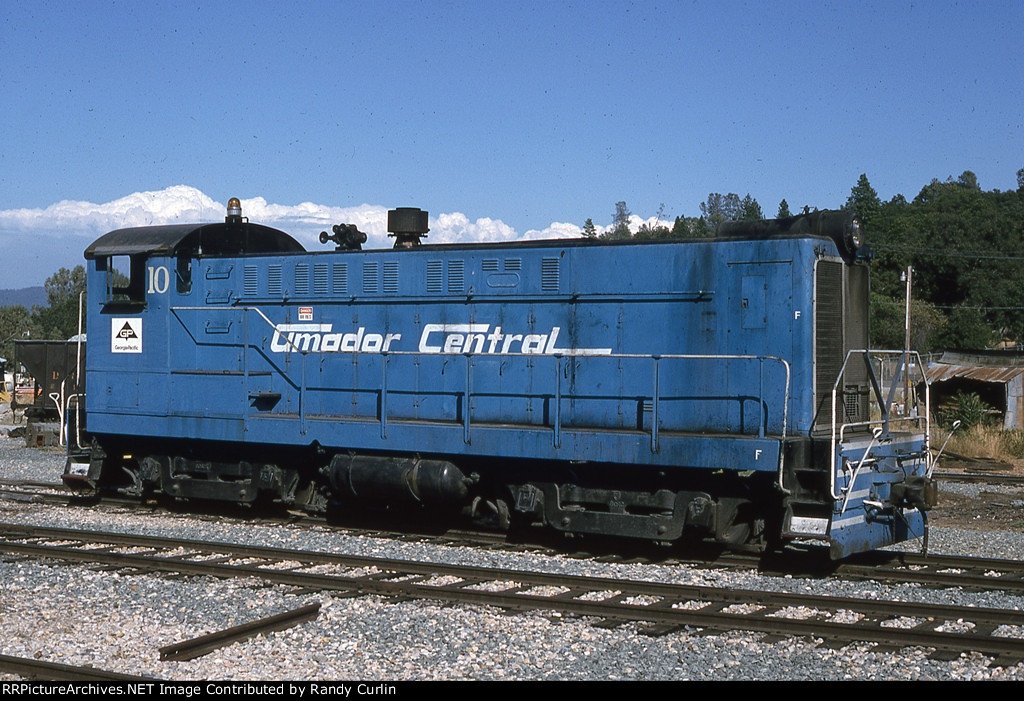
[3,523,1024,668]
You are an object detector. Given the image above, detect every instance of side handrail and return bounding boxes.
[829,349,931,500]
[49,380,85,450]
[65,393,85,451]
[49,381,65,447]
[171,306,791,464]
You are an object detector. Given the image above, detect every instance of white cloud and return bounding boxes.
[527,221,599,240]
[2,185,585,247]
[0,186,222,238]
[0,186,587,288]
[241,200,586,249]
[238,196,390,248]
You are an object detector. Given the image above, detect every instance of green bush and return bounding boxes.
[936,391,995,431]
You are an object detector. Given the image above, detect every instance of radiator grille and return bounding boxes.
[814,260,844,430]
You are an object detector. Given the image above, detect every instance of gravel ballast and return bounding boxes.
[1,430,1022,681]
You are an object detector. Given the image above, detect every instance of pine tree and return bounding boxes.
[606,201,632,240]
[699,193,742,232]
[582,218,597,239]
[739,194,763,220]
[845,174,881,230]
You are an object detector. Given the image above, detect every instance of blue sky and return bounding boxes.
[1,0,1021,288]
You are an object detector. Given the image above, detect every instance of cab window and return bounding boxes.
[99,255,146,308]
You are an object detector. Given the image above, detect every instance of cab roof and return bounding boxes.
[84,222,305,259]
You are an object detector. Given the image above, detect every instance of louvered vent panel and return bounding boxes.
[313,263,329,295]
[505,258,522,271]
[814,260,844,431]
[332,263,347,294]
[363,262,379,294]
[383,261,399,294]
[482,259,499,271]
[243,266,258,296]
[448,260,465,293]
[295,263,310,295]
[427,261,443,292]
[268,265,282,295]
[843,264,870,423]
[541,258,560,291]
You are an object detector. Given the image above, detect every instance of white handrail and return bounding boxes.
[829,349,931,500]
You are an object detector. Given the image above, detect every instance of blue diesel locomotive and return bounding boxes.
[65,202,935,558]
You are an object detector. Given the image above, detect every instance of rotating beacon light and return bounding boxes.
[225,197,243,224]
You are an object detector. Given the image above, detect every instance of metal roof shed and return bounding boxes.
[925,351,1024,429]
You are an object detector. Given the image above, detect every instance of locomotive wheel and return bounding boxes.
[470,496,511,530]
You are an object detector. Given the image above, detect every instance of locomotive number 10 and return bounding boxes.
[147,265,170,294]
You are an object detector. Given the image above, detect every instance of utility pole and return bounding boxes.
[901,266,914,414]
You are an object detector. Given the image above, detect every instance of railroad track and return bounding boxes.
[3,523,1024,667]
[838,550,1024,592]
[933,471,1024,487]
[5,481,1024,593]
[685,548,1024,594]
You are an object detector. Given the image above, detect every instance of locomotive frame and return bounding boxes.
[64,203,935,559]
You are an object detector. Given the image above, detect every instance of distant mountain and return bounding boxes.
[0,286,47,308]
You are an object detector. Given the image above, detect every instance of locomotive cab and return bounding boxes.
[65,209,306,491]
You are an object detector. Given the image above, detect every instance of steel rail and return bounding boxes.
[0,653,153,681]
[708,547,1024,594]
[933,471,1024,486]
[838,551,1024,592]
[158,603,321,661]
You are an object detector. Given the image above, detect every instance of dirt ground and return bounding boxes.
[931,488,1024,530]
[930,457,1024,531]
